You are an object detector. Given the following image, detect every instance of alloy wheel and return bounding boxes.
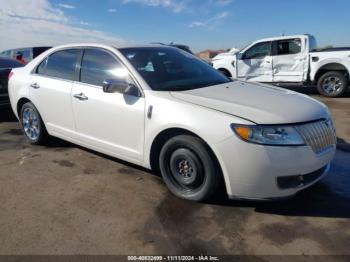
[322,76,343,94]
[22,107,40,141]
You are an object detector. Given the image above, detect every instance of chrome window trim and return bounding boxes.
[30,46,145,97]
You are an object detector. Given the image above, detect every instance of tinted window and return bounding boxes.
[42,49,80,80]
[243,42,272,60]
[276,39,301,55]
[36,58,48,74]
[80,48,124,86]
[0,51,12,58]
[33,47,51,58]
[17,49,32,62]
[120,47,231,91]
[309,36,317,52]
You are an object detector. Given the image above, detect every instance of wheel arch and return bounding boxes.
[214,63,235,76]
[16,97,32,118]
[149,127,228,193]
[217,68,232,77]
[314,63,349,83]
[16,98,47,125]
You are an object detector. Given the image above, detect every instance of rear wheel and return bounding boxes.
[317,71,348,97]
[20,102,48,145]
[159,135,221,201]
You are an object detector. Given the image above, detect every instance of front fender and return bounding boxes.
[213,60,237,78]
[142,91,254,195]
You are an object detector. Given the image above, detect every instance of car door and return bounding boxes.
[272,38,308,82]
[237,41,273,82]
[72,48,145,163]
[29,49,81,138]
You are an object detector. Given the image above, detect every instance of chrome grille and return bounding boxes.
[295,120,337,154]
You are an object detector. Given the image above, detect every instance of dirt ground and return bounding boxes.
[0,88,349,257]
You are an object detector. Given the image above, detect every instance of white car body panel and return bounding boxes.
[29,74,76,138]
[8,43,336,200]
[272,54,308,82]
[212,34,350,85]
[237,55,273,82]
[217,137,334,199]
[272,36,309,82]
[170,81,329,124]
[72,82,145,162]
[309,51,350,81]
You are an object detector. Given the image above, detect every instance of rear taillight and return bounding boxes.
[8,71,14,80]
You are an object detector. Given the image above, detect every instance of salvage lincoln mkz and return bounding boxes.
[8,44,337,201]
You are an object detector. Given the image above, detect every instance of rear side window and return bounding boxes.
[0,51,11,57]
[243,42,272,60]
[276,39,301,55]
[38,49,80,81]
[17,49,32,62]
[80,48,124,86]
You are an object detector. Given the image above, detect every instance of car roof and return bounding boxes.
[46,43,176,51]
[1,46,52,52]
[254,35,312,43]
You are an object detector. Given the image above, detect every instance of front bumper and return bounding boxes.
[215,136,336,200]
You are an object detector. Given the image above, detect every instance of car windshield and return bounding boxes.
[119,47,231,91]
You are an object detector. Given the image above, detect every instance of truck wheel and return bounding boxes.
[219,68,232,78]
[317,71,348,97]
[159,135,221,202]
[20,102,49,145]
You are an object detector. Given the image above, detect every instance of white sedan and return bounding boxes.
[8,44,337,201]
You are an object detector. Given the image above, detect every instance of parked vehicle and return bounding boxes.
[152,42,194,54]
[9,44,336,201]
[0,57,23,106]
[169,43,193,54]
[0,46,52,64]
[212,35,350,97]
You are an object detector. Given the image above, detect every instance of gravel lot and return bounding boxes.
[0,88,349,256]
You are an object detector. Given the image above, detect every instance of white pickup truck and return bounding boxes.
[212,35,350,97]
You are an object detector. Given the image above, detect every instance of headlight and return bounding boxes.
[231,124,305,146]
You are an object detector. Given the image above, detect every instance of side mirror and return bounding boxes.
[102,79,141,97]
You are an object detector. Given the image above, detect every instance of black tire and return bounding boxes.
[159,135,221,201]
[219,68,232,78]
[317,71,348,97]
[20,102,49,145]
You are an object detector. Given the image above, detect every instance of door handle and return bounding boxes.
[73,93,88,101]
[30,83,40,89]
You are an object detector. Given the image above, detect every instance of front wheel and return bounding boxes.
[317,71,348,97]
[159,135,221,201]
[219,68,232,78]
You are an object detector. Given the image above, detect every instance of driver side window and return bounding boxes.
[80,48,128,87]
[243,41,272,60]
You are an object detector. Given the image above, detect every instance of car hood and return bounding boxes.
[170,81,329,124]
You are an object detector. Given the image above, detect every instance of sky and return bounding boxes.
[1,0,350,52]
